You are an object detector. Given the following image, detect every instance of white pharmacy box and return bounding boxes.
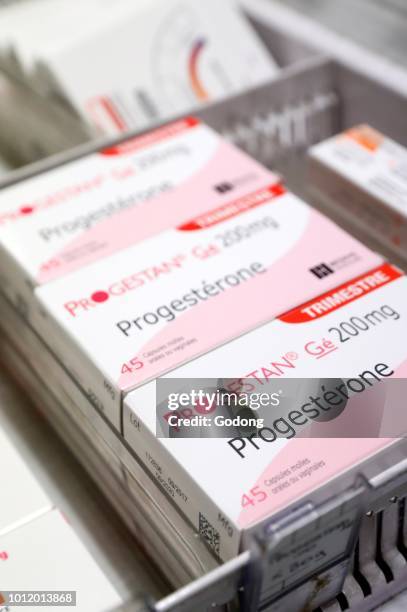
[30,0,278,135]
[0,509,121,611]
[123,263,406,562]
[36,184,383,430]
[308,124,407,259]
[0,117,273,322]
[0,424,52,537]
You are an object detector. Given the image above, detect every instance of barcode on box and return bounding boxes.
[199,512,220,555]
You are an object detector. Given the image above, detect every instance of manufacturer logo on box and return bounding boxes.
[309,263,334,279]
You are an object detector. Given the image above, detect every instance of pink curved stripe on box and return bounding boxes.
[38,141,274,284]
[236,437,392,528]
[237,357,407,528]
